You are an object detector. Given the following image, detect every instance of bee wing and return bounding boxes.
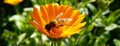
[62,18,78,26]
[56,12,73,22]
[55,12,75,26]
[56,12,63,18]
[62,18,72,22]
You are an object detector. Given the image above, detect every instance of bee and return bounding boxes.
[45,13,73,32]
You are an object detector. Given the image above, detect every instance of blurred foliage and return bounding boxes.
[0,0,120,46]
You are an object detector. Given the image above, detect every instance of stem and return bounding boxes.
[14,5,21,15]
[51,41,53,46]
[74,34,82,46]
[51,40,57,46]
[92,9,102,23]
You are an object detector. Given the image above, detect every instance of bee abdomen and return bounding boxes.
[45,21,56,31]
[45,24,51,31]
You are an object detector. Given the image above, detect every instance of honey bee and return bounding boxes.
[45,13,73,32]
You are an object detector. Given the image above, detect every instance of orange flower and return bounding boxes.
[4,0,23,5]
[30,4,86,39]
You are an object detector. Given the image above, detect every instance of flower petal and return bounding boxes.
[63,14,85,35]
[60,22,86,37]
[68,22,86,36]
[4,0,23,5]
[29,21,49,36]
[62,10,81,29]
[68,10,80,25]
[73,13,85,25]
[70,10,80,18]
[48,4,56,21]
[38,11,46,27]
[32,7,46,27]
[30,13,40,25]
[40,5,49,23]
[57,5,69,15]
[61,6,73,18]
[54,4,59,17]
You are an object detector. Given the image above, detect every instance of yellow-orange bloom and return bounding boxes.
[30,4,86,39]
[4,0,23,5]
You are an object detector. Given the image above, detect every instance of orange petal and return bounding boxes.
[30,13,42,26]
[54,4,59,17]
[61,12,85,37]
[39,11,46,27]
[48,4,56,21]
[33,7,46,27]
[29,21,49,36]
[63,10,79,29]
[40,5,49,23]
[73,13,85,25]
[57,5,69,15]
[70,10,80,18]
[33,7,40,18]
[61,22,86,37]
[72,22,86,31]
[32,7,40,22]
[61,7,73,18]
[68,22,86,35]
[68,10,80,25]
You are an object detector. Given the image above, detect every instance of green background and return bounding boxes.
[0,0,120,46]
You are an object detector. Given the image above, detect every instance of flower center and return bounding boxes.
[49,27,62,38]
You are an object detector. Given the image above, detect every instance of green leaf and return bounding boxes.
[106,9,120,25]
[113,39,120,46]
[105,23,118,31]
[87,3,97,15]
[17,33,26,45]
